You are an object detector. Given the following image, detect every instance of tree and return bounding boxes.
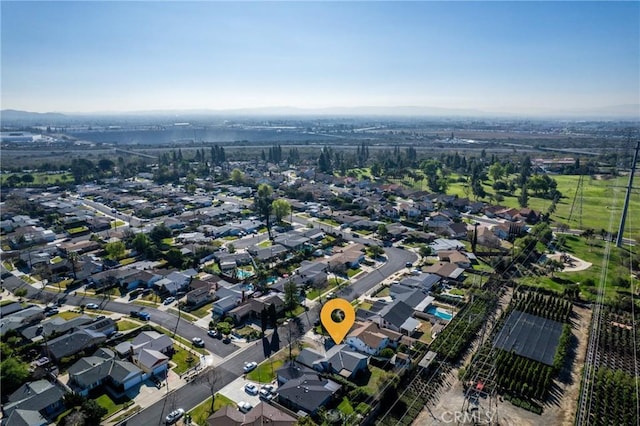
[68,251,79,280]
[197,368,219,413]
[166,248,184,268]
[230,168,244,184]
[377,224,389,239]
[81,399,107,424]
[131,233,151,253]
[217,321,232,336]
[105,241,126,260]
[367,245,385,259]
[271,199,291,223]
[21,174,35,184]
[255,184,274,238]
[518,184,529,208]
[0,357,30,394]
[260,307,268,335]
[419,245,432,258]
[283,280,299,313]
[14,287,28,298]
[488,162,505,182]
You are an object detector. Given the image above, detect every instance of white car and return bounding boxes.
[165,408,184,424]
[244,383,258,395]
[192,337,205,347]
[238,401,253,413]
[163,296,176,305]
[85,303,99,309]
[243,361,258,373]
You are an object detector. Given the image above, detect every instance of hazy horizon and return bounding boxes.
[2,1,639,117]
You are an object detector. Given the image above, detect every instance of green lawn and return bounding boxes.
[257,240,272,248]
[171,346,201,375]
[119,257,136,266]
[189,393,235,426]
[449,288,465,296]
[1,261,14,271]
[132,300,159,309]
[168,308,198,322]
[285,305,306,317]
[188,304,212,318]
[161,237,175,245]
[116,319,140,331]
[0,299,16,306]
[359,301,373,310]
[57,311,82,320]
[374,286,390,297]
[347,268,361,278]
[67,226,89,235]
[95,393,130,418]
[246,359,284,383]
[111,220,126,228]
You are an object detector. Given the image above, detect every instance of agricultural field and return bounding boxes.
[463,291,574,414]
[578,307,640,426]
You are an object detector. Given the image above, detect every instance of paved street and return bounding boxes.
[1,231,416,426]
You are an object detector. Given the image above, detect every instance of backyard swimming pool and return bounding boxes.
[427,306,453,321]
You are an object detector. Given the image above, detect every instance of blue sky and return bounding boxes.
[1,1,639,115]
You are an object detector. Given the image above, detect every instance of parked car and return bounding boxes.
[110,332,124,339]
[85,303,99,309]
[207,329,220,338]
[259,387,274,400]
[45,308,59,317]
[238,401,252,413]
[163,296,176,305]
[244,383,258,395]
[222,336,231,344]
[165,408,185,424]
[138,312,151,321]
[243,361,258,373]
[192,337,205,347]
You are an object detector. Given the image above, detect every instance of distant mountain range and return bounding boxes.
[2,104,639,121]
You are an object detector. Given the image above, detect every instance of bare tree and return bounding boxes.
[198,367,219,413]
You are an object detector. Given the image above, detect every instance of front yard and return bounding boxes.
[246,358,285,383]
[171,346,202,375]
[189,393,235,425]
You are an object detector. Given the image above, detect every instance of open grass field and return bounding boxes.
[0,172,74,186]
[520,234,638,306]
[395,172,639,237]
[116,319,140,331]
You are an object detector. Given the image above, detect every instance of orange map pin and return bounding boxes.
[320,298,356,344]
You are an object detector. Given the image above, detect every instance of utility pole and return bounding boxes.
[616,137,640,248]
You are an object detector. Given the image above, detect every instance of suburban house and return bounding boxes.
[212,285,246,317]
[296,344,368,379]
[423,262,465,281]
[206,401,296,426]
[21,315,93,341]
[437,250,472,268]
[397,273,441,293]
[327,243,365,271]
[374,300,422,335]
[277,371,341,415]
[282,261,327,290]
[67,348,143,396]
[227,293,285,324]
[3,408,48,426]
[45,328,108,361]
[185,286,213,308]
[2,379,65,420]
[114,331,173,358]
[345,321,394,355]
[0,306,45,336]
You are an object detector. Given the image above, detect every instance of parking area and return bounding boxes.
[217,376,266,409]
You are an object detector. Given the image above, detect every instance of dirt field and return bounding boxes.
[413,304,592,425]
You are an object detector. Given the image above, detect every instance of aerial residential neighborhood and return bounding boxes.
[1,1,639,425]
